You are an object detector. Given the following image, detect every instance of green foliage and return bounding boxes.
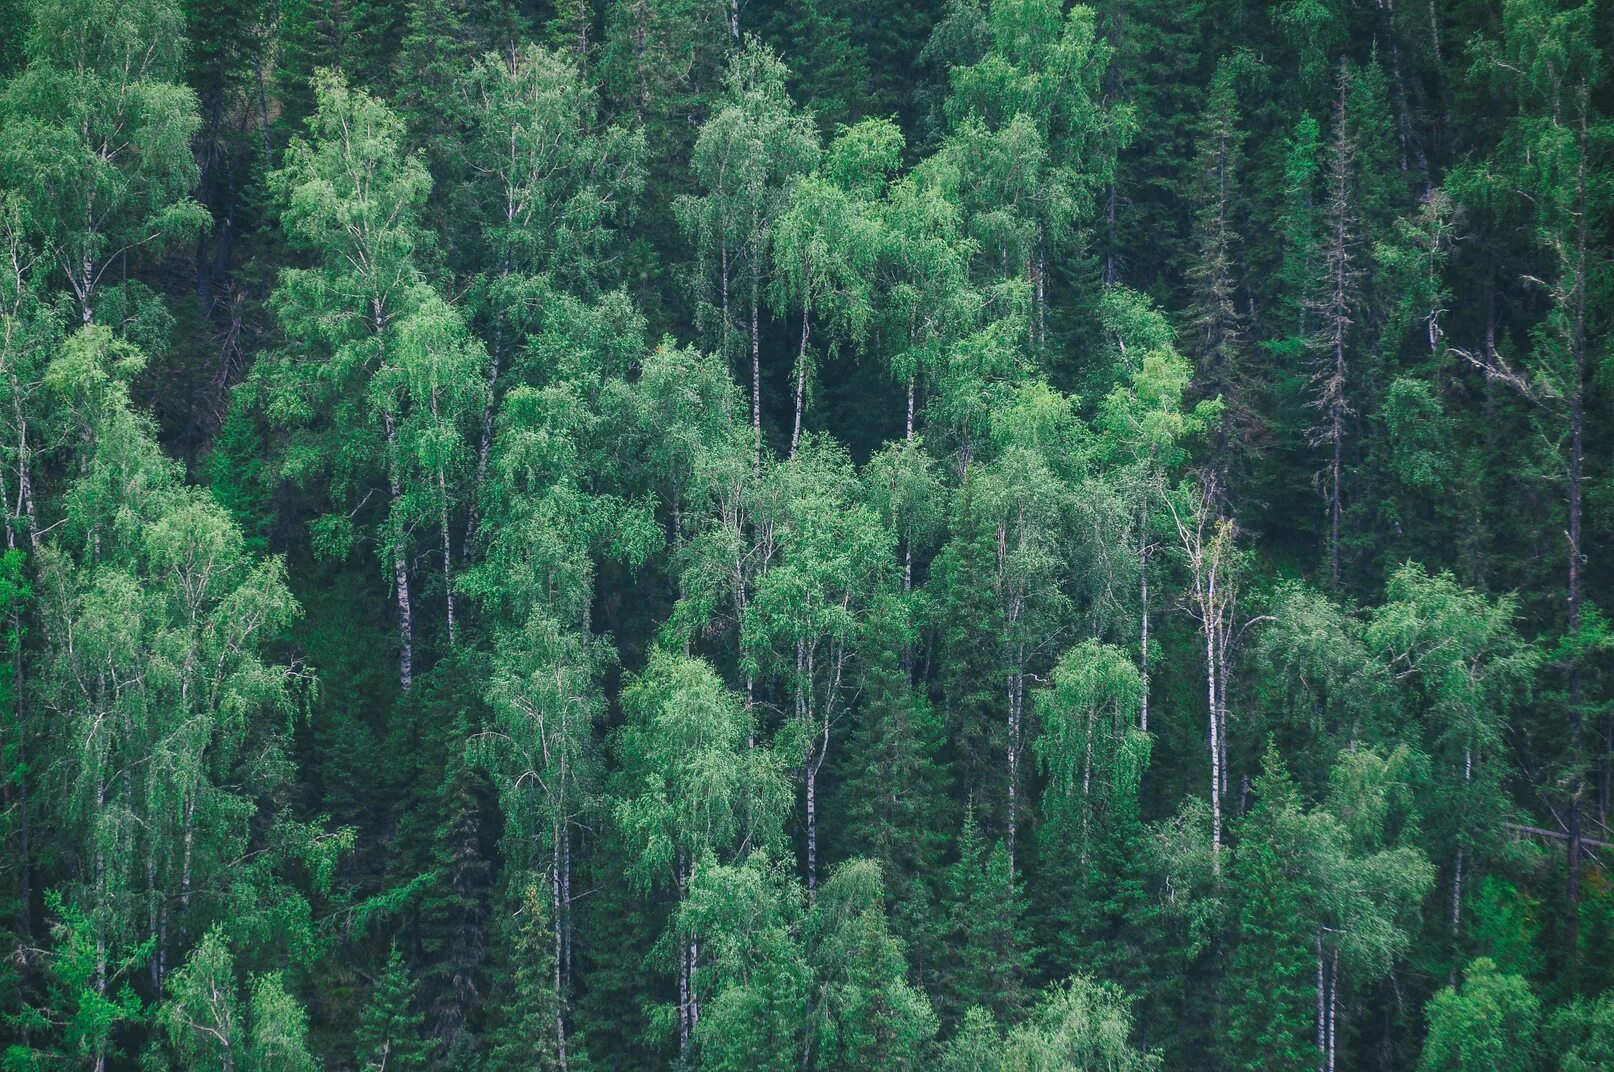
[3,5,1613,1072]
[1222,755,1320,1072]
[1419,958,1541,1072]
[614,650,789,890]
[0,0,208,324]
[941,810,1030,1026]
[4,893,149,1072]
[1549,990,1614,1072]
[355,946,427,1072]
[157,927,317,1072]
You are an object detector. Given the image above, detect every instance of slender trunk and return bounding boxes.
[4,405,30,929]
[439,467,455,646]
[720,243,731,371]
[1316,933,1327,1069]
[687,855,700,1037]
[1216,604,1232,802]
[1327,951,1338,1072]
[688,931,700,1036]
[1321,68,1352,591]
[677,852,690,1054]
[1206,590,1222,874]
[434,377,454,638]
[1007,662,1021,873]
[791,299,809,457]
[8,608,28,937]
[1566,86,1588,932]
[552,833,568,1071]
[1139,532,1150,733]
[751,273,762,472]
[147,848,160,991]
[383,412,414,690]
[1330,386,1344,588]
[181,796,195,907]
[94,831,107,1072]
[562,832,573,985]
[1104,181,1119,284]
[1452,746,1471,943]
[806,732,818,899]
[1080,708,1094,864]
[464,347,501,557]
[393,539,413,689]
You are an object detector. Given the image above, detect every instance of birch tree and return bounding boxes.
[743,438,894,896]
[0,0,208,326]
[677,39,817,462]
[613,651,789,1056]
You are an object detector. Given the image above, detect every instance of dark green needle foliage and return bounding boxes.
[0,1,1611,1070]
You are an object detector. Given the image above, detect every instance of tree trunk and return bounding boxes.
[1452,746,1471,946]
[1139,532,1150,733]
[752,273,762,472]
[439,466,455,646]
[1316,933,1327,1067]
[806,732,819,899]
[552,832,569,1071]
[1327,951,1338,1072]
[464,346,501,557]
[1565,85,1588,934]
[382,412,414,690]
[677,852,690,1054]
[1206,583,1222,874]
[791,299,810,457]
[8,609,28,937]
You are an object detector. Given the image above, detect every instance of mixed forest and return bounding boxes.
[1,0,1612,1068]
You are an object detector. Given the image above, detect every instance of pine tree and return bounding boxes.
[356,946,428,1072]
[1308,60,1362,590]
[1221,753,1317,1072]
[1185,55,1250,470]
[419,760,496,1054]
[484,887,564,1072]
[940,809,1029,1027]
[834,592,950,979]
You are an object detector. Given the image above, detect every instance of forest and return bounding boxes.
[0,0,1611,1068]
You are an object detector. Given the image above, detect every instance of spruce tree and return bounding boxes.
[356,946,428,1072]
[940,809,1030,1027]
[484,887,564,1072]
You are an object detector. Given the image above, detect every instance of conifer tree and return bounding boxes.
[940,809,1029,1027]
[1186,56,1250,468]
[356,946,428,1072]
[484,887,564,1072]
[1309,60,1362,589]
[1221,753,1317,1072]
